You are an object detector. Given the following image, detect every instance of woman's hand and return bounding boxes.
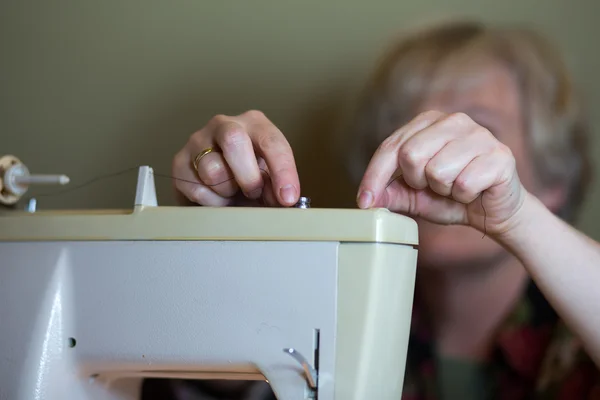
[357,110,528,237]
[172,110,301,207]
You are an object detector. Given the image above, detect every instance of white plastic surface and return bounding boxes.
[0,241,339,400]
[0,239,418,400]
[133,166,158,207]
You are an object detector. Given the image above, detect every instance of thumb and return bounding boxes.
[373,179,414,212]
[379,179,467,224]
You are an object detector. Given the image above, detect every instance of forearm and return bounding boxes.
[496,193,600,365]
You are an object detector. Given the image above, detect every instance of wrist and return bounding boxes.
[492,191,552,253]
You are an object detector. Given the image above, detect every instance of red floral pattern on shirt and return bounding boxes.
[403,280,600,400]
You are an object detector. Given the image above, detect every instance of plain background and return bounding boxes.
[1,0,598,239]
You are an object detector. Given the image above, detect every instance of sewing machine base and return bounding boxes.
[0,239,417,400]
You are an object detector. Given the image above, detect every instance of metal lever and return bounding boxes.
[283,348,318,389]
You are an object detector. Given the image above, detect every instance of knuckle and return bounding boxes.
[445,112,473,127]
[454,176,472,195]
[472,125,490,137]
[187,129,202,144]
[188,128,213,149]
[418,110,445,122]
[220,126,250,149]
[497,142,514,157]
[257,131,285,152]
[399,144,424,167]
[211,114,229,124]
[202,160,226,185]
[425,162,449,186]
[472,126,495,145]
[204,158,222,175]
[494,142,516,162]
[498,146,517,174]
[243,109,266,120]
[188,185,210,203]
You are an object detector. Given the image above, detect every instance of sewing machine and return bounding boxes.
[0,155,419,400]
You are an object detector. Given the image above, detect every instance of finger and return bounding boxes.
[424,133,495,197]
[380,179,468,224]
[261,170,279,206]
[215,120,264,199]
[398,113,478,190]
[452,149,515,204]
[195,150,239,198]
[257,158,279,207]
[357,110,445,209]
[248,113,300,206]
[172,153,232,206]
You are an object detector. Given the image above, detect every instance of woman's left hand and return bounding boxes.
[357,110,528,237]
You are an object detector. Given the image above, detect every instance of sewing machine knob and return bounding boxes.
[294,196,311,209]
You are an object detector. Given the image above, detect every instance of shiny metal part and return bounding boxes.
[283,347,317,389]
[294,197,311,209]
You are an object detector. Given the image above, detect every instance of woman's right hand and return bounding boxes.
[172,110,301,207]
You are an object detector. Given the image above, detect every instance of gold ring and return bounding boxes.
[192,147,214,171]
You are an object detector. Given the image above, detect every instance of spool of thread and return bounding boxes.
[0,155,70,206]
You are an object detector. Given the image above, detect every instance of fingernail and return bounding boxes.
[357,190,373,209]
[280,184,297,205]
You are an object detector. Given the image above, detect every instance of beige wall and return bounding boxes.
[1,1,599,238]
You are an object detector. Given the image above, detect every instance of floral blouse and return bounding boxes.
[402,280,600,400]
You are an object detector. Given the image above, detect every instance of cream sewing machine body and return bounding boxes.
[0,156,419,400]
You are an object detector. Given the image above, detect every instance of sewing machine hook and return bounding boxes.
[283,347,318,390]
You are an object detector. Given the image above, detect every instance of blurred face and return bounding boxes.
[414,62,541,270]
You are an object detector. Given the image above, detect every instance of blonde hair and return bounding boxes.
[347,21,592,222]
